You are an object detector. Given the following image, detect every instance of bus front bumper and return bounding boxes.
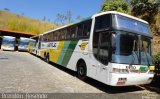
[1,46,14,51]
[109,73,154,86]
[18,47,28,51]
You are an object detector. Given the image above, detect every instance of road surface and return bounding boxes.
[0,51,159,98]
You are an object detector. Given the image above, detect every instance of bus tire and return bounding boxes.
[44,53,47,62]
[77,60,87,80]
[46,53,49,63]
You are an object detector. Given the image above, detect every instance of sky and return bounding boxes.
[0,0,104,23]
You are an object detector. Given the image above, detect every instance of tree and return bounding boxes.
[101,0,131,14]
[153,52,160,75]
[65,10,72,23]
[55,10,73,25]
[156,0,160,5]
[42,16,46,21]
[131,0,160,24]
[76,15,84,21]
[4,8,10,12]
[55,13,66,25]
[21,13,24,16]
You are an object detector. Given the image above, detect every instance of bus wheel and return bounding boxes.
[44,53,47,62]
[77,62,87,80]
[46,54,49,63]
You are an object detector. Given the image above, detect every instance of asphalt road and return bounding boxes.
[0,51,159,98]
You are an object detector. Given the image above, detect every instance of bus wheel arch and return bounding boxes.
[76,59,87,80]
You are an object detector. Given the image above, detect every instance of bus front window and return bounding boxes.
[112,31,152,65]
[3,40,15,47]
[20,41,29,46]
[140,37,152,65]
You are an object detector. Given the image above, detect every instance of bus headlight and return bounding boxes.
[149,66,155,71]
[147,66,155,74]
[112,68,129,74]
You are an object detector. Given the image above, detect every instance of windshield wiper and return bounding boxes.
[135,50,139,64]
[130,52,136,66]
[129,51,139,66]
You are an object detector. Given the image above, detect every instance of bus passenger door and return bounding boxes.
[94,32,110,83]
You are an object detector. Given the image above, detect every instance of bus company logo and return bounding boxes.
[79,42,88,50]
[41,42,59,49]
[47,42,57,48]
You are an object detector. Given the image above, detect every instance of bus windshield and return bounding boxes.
[2,40,15,46]
[112,31,152,65]
[20,41,29,46]
[114,14,152,37]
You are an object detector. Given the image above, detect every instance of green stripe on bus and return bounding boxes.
[57,41,71,65]
[61,40,79,67]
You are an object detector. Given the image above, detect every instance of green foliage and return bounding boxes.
[101,0,131,14]
[153,52,160,75]
[154,11,160,34]
[131,0,160,24]
[153,52,160,64]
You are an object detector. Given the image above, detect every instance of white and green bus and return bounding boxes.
[29,35,41,56]
[1,36,16,51]
[35,11,155,86]
[18,37,36,51]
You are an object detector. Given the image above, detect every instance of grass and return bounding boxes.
[0,10,59,35]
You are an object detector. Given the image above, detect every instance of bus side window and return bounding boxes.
[93,32,110,65]
[64,29,67,39]
[67,27,71,39]
[53,32,55,41]
[61,29,66,40]
[93,31,99,58]
[98,33,110,65]
[70,25,77,38]
[95,14,111,31]
[83,20,91,37]
[43,35,47,42]
[46,34,49,41]
[54,31,58,41]
[58,30,62,40]
[49,32,54,42]
[77,23,83,38]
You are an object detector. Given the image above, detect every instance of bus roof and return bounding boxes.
[92,11,148,24]
[20,37,35,41]
[20,37,30,40]
[3,36,15,39]
[42,17,92,35]
[42,11,149,35]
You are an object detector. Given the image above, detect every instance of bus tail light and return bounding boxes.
[112,68,129,74]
